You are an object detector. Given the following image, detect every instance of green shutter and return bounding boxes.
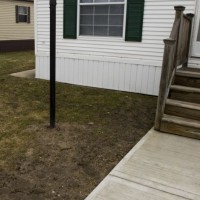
[63,0,77,39]
[16,5,19,23]
[28,7,31,24]
[125,0,144,42]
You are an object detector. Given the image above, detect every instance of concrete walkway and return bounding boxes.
[86,129,200,200]
[10,69,35,79]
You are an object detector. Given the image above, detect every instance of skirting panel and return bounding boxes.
[0,40,34,52]
[36,55,161,96]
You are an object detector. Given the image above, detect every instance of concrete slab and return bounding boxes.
[10,69,35,79]
[85,129,200,200]
[86,176,189,200]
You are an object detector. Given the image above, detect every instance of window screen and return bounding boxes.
[79,0,125,37]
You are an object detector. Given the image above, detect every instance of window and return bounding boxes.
[79,0,125,37]
[18,6,28,22]
[15,6,30,23]
[63,0,145,41]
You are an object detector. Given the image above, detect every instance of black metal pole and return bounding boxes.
[50,0,56,128]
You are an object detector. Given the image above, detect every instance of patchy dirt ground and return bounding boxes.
[1,120,155,200]
[0,51,157,200]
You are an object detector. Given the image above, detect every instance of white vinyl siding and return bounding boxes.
[36,0,195,66]
[35,0,197,95]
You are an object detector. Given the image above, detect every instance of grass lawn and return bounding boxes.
[0,51,157,200]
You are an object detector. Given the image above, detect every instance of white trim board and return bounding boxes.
[188,57,200,68]
[34,0,38,55]
[191,0,200,57]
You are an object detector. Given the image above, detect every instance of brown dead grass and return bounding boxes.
[0,51,157,199]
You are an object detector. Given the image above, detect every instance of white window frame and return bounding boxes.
[77,0,127,40]
[18,6,28,23]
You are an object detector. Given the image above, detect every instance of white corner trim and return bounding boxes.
[34,0,37,55]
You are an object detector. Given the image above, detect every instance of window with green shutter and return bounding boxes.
[63,0,144,41]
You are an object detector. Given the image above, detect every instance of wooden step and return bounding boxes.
[176,68,200,78]
[170,85,200,104]
[165,99,200,120]
[160,114,200,139]
[170,85,200,93]
[175,69,200,88]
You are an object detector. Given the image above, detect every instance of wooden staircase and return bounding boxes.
[160,68,200,139]
[154,6,200,139]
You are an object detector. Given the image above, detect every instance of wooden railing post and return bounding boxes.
[183,13,194,67]
[155,39,176,130]
[174,5,185,17]
[170,6,184,39]
[174,6,185,66]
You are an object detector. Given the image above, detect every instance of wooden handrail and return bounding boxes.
[155,39,176,129]
[154,6,194,130]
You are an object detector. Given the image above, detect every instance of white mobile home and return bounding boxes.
[35,0,200,95]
